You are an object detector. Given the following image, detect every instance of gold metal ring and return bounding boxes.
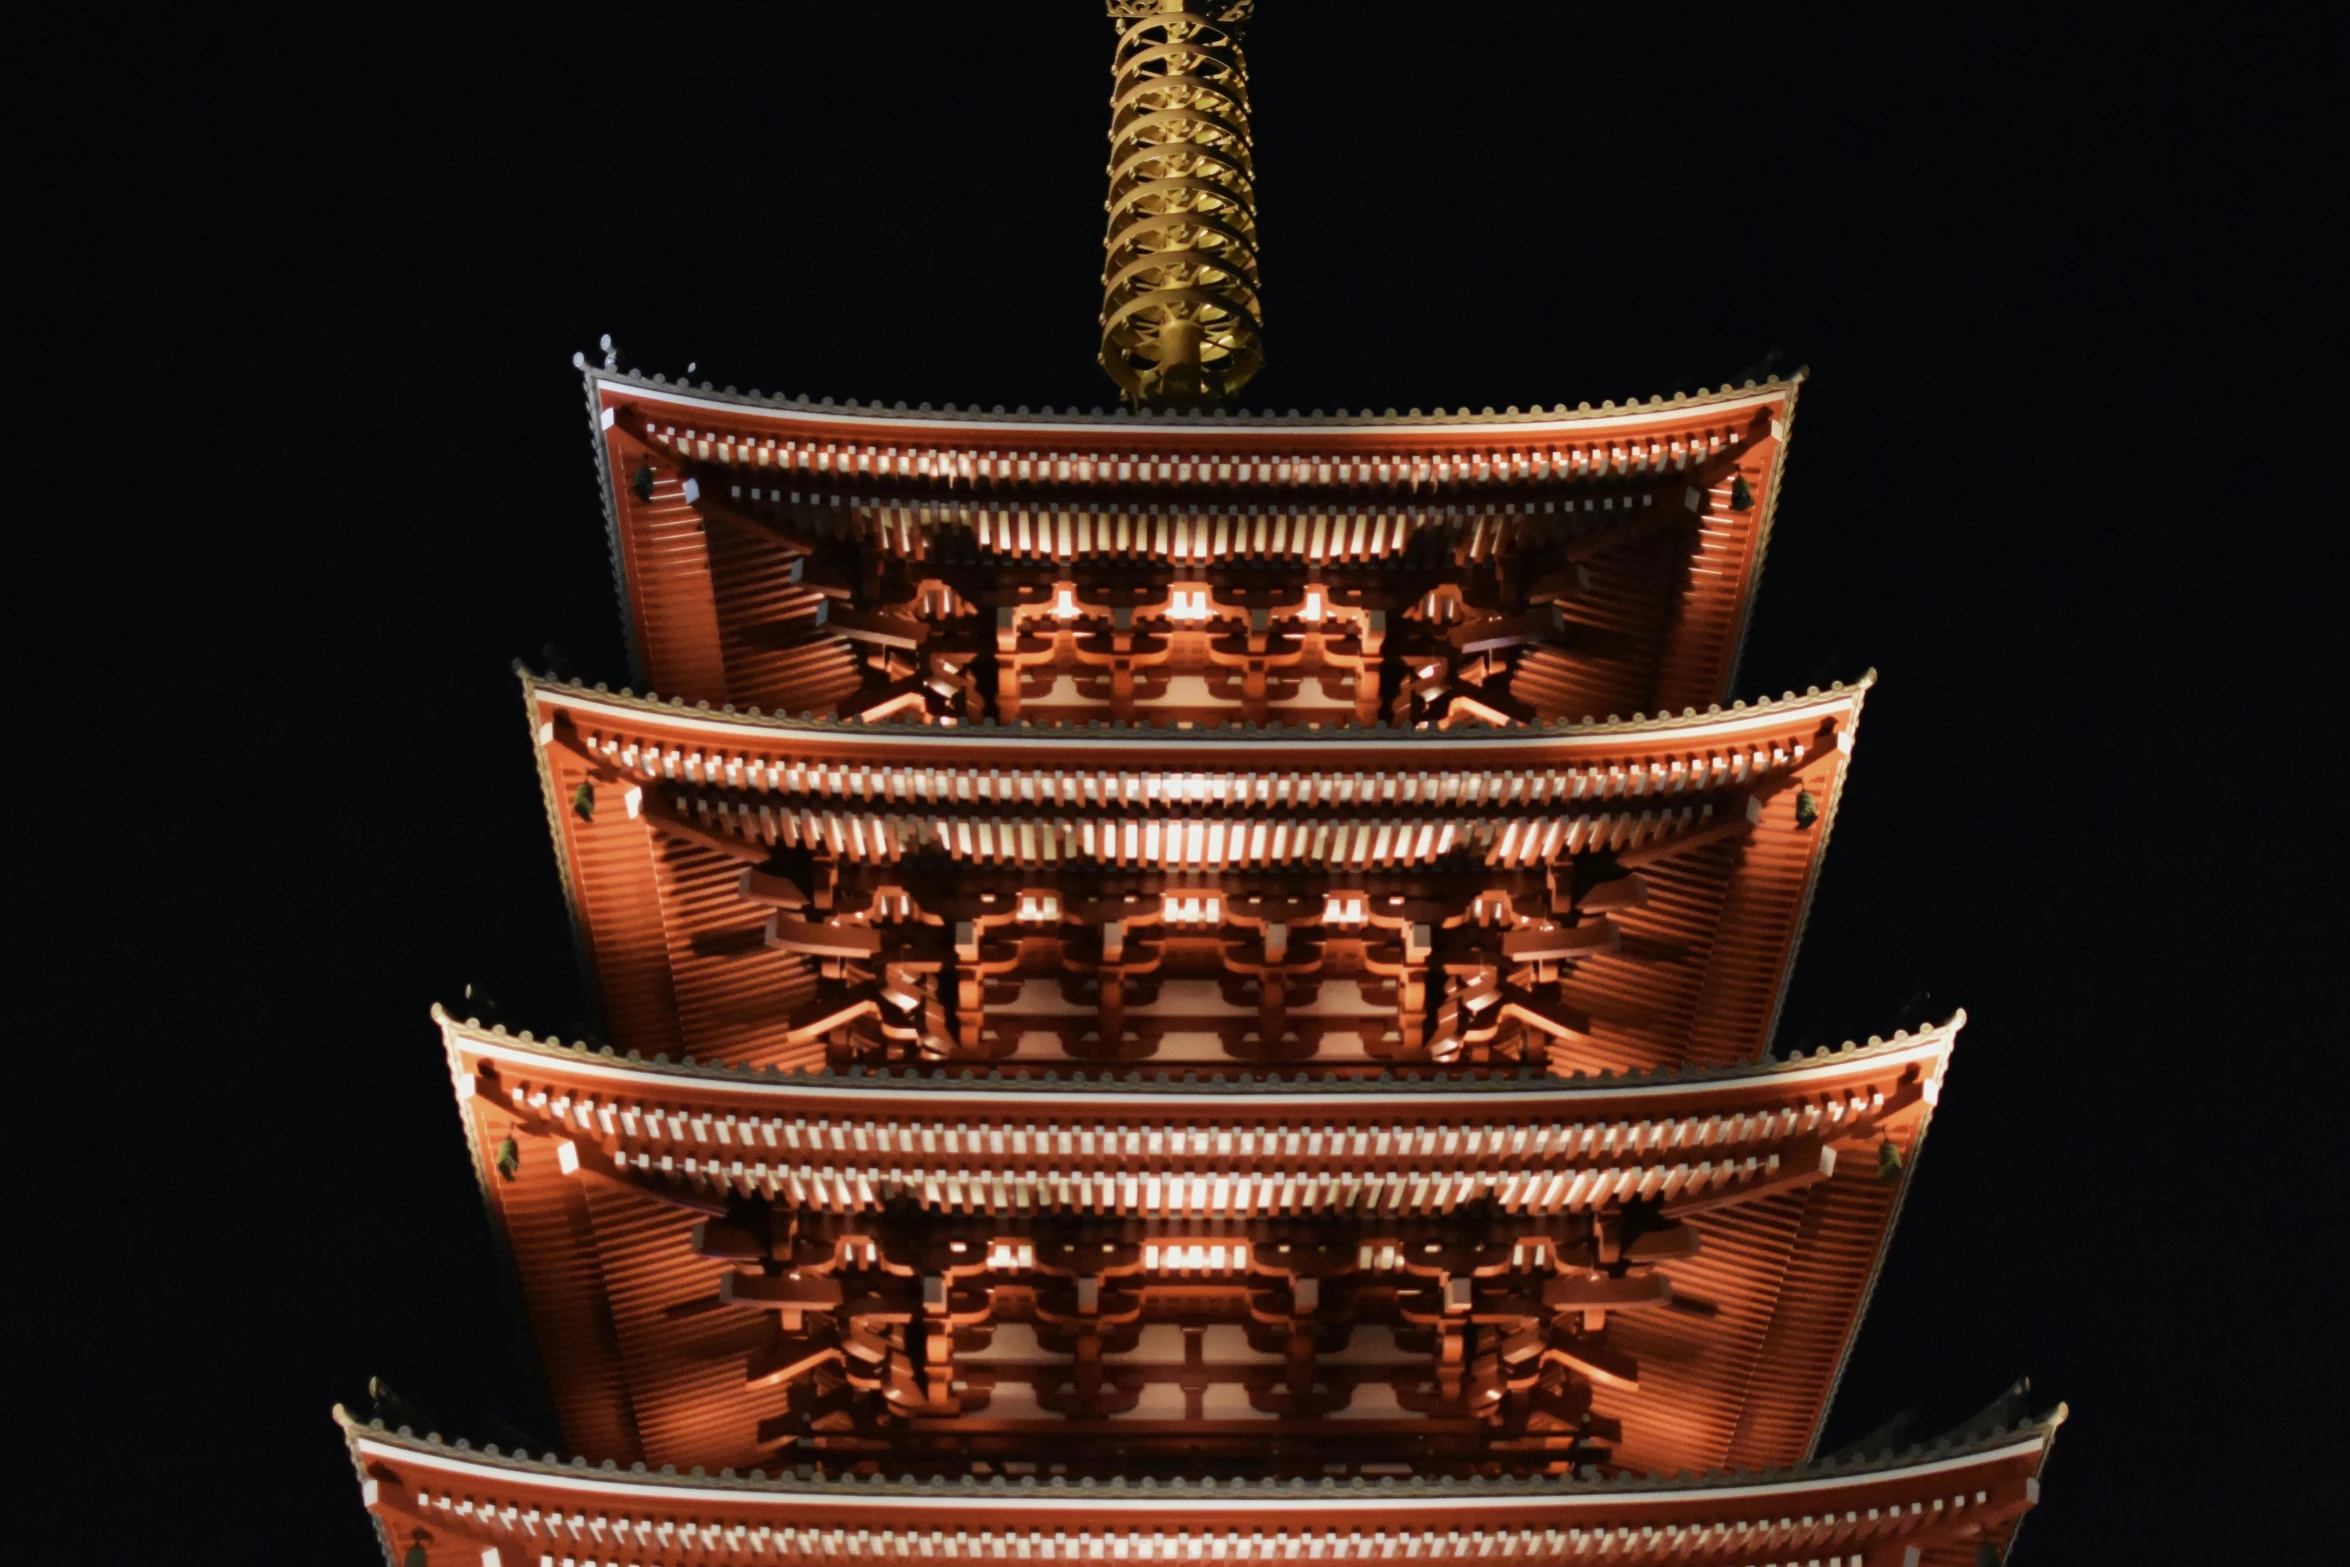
[1100,3,1264,405]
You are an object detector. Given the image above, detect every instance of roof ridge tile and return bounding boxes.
[432,1006,1962,1094]
[335,1390,2057,1496]
[519,668,1869,741]
[578,360,1800,430]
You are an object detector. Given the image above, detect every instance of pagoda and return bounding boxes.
[341,6,2060,1564]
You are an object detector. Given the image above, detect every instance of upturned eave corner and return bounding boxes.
[514,665,608,1039]
[1803,1007,1966,1460]
[580,359,650,694]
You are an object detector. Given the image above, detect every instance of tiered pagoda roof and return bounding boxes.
[338,6,2061,1552]
[345,358,2057,1555]
[343,1400,2061,1567]
[445,1010,1956,1479]
[525,673,1862,1077]
[582,370,1800,732]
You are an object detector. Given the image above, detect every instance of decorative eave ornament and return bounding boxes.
[1100,2,1264,407]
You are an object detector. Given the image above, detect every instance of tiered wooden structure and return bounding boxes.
[342,370,2059,1563]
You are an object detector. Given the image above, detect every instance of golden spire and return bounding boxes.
[1099,2,1264,407]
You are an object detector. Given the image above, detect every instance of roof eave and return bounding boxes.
[337,1397,2059,1507]
[579,362,649,692]
[435,1004,1960,1110]
[521,669,1873,751]
[1802,1009,1968,1460]
[1756,666,1876,1062]
[580,365,1805,439]
[1722,368,1809,700]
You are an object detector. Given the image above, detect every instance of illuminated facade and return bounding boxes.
[343,8,2057,1562]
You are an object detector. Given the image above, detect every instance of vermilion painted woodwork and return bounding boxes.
[344,378,2058,1563]
[587,377,1798,728]
[443,1011,1952,1479]
[527,677,1862,1078]
[344,1408,2060,1567]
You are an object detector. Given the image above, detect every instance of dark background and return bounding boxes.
[21,3,2335,1560]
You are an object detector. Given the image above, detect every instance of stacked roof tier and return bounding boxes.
[463,386,1918,1486]
[584,373,1801,730]
[530,677,1861,1077]
[445,1011,1955,1478]
[346,374,2056,1561]
[343,1402,2060,1567]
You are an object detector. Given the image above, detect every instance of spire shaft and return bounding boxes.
[1099,2,1264,406]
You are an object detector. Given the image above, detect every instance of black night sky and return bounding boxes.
[22,5,2335,1561]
